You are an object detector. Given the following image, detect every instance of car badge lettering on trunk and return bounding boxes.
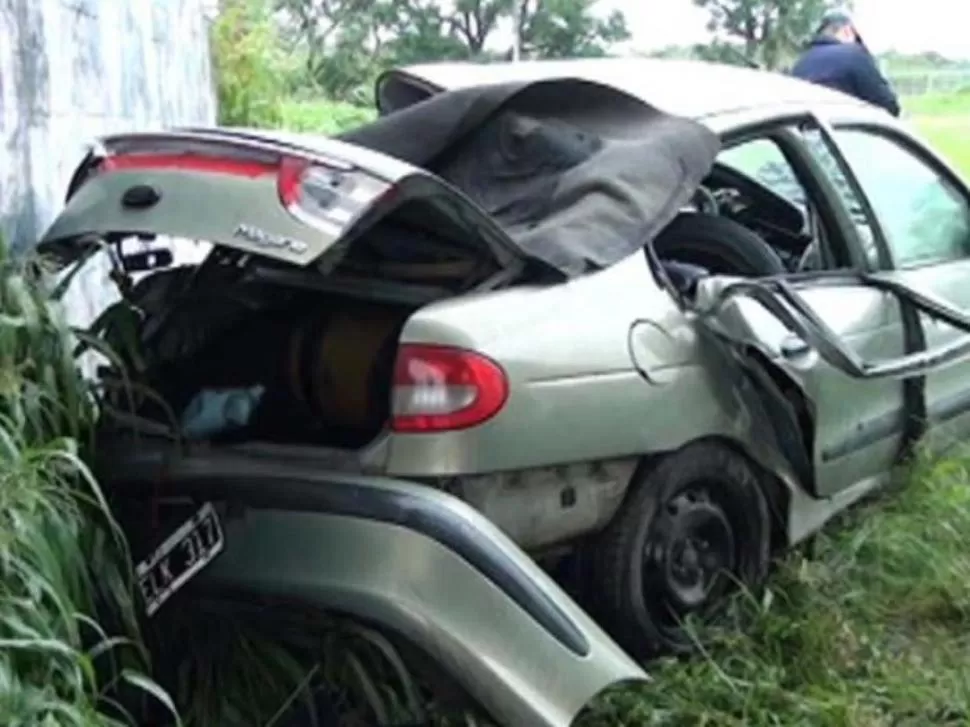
[233,223,308,255]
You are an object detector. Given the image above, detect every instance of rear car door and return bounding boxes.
[820,121,970,447]
[694,116,912,499]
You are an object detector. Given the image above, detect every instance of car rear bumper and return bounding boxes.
[100,444,649,727]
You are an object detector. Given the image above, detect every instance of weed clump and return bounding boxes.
[0,240,171,725]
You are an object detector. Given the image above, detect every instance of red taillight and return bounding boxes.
[277,156,310,207]
[391,345,509,433]
[94,147,392,236]
[100,153,276,178]
[276,155,395,236]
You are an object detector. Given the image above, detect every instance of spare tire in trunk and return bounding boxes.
[283,302,409,436]
[151,297,413,448]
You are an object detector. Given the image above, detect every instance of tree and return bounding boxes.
[451,0,516,55]
[692,0,853,70]
[388,0,631,62]
[381,0,485,66]
[276,0,632,102]
[516,0,630,60]
[211,0,286,126]
[275,0,393,99]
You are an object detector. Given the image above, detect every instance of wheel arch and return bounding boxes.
[696,434,792,552]
[625,434,795,552]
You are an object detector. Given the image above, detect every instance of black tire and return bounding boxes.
[589,441,771,661]
[654,213,786,277]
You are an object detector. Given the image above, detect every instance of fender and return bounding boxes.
[100,442,649,727]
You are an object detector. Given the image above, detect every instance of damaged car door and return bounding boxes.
[820,122,970,446]
[692,116,914,500]
[696,112,970,501]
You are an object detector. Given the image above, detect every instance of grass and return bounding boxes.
[904,89,970,118]
[280,99,376,135]
[575,452,970,726]
[917,118,970,178]
[0,240,172,725]
[905,90,970,179]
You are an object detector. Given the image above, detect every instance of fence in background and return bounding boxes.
[888,69,970,97]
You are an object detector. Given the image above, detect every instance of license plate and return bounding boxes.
[135,502,225,617]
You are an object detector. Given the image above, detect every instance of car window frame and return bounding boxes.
[717,135,816,228]
[686,110,970,387]
[716,114,875,274]
[824,120,970,272]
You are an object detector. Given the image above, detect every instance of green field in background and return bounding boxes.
[914,119,969,177]
[907,90,970,178]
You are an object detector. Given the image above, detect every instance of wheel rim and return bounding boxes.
[641,484,737,629]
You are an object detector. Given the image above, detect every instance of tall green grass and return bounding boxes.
[575,453,970,726]
[0,239,172,725]
[146,599,481,726]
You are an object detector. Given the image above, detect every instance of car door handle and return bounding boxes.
[780,336,811,358]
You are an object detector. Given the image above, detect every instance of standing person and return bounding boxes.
[791,12,901,117]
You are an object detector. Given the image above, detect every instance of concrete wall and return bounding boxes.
[0,0,215,325]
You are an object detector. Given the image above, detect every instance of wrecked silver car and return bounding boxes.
[42,57,970,725]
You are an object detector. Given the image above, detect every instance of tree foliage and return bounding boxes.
[517,0,629,60]
[274,0,630,102]
[691,0,853,70]
[211,0,287,126]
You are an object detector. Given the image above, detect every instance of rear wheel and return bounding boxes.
[589,441,771,660]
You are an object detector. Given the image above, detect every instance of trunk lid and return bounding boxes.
[38,128,522,270]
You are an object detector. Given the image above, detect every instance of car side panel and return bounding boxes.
[385,252,811,501]
[694,280,908,497]
[385,252,909,548]
[386,253,734,476]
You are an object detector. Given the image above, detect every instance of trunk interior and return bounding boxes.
[137,287,415,450]
[95,204,522,452]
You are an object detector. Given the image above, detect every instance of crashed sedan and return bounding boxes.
[42,58,970,726]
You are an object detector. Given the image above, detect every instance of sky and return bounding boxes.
[614,0,969,59]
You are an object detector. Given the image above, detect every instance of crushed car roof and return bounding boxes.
[381,57,871,120]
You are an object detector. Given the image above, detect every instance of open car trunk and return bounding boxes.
[40,79,718,454]
[41,130,527,453]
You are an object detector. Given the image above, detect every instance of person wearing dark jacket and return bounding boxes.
[791,12,901,117]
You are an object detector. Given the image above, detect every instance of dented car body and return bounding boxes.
[43,58,970,725]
